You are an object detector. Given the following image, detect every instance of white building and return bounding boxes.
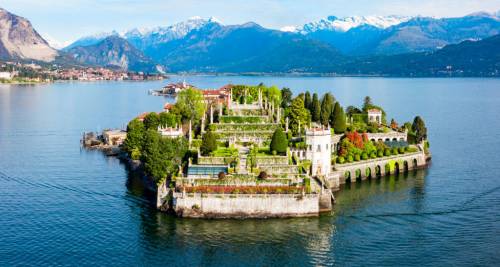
[305,127,332,177]
[367,109,382,124]
[0,72,13,80]
[158,126,183,138]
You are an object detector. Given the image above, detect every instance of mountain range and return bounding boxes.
[0,7,499,76]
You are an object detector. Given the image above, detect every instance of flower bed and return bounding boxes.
[180,185,304,194]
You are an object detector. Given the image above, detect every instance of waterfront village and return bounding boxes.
[89,83,430,218]
[0,61,164,83]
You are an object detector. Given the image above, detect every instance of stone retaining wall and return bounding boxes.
[173,193,320,218]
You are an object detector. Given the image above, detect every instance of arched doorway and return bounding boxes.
[385,163,391,175]
[355,169,362,180]
[394,162,400,174]
[404,161,409,172]
[344,171,351,183]
[375,165,381,177]
[413,158,418,169]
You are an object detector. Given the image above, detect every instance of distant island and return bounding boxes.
[85,84,431,218]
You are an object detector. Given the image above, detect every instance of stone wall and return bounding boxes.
[333,150,426,184]
[173,193,320,218]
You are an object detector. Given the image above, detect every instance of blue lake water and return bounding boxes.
[1,77,499,266]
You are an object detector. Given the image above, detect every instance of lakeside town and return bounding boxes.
[0,61,165,83]
[84,82,431,218]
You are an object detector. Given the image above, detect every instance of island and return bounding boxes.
[86,84,430,218]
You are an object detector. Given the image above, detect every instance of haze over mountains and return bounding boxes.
[0,7,499,76]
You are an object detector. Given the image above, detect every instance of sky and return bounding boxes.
[2,0,499,48]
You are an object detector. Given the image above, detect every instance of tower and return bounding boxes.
[305,127,332,177]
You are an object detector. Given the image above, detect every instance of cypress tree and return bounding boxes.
[332,102,346,134]
[304,91,312,110]
[311,93,321,123]
[320,93,334,126]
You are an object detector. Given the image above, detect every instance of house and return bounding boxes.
[0,72,13,80]
[367,109,382,124]
[103,130,127,146]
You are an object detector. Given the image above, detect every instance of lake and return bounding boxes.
[1,77,499,266]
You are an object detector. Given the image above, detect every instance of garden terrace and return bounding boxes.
[178,176,293,187]
[197,156,233,165]
[179,185,305,194]
[258,164,300,175]
[227,108,269,116]
[216,131,274,141]
[213,123,280,132]
[219,115,270,124]
[255,156,289,165]
[187,165,229,178]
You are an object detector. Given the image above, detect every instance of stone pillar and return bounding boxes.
[219,103,223,120]
[370,166,377,179]
[277,107,281,123]
[285,117,289,132]
[210,105,214,124]
[188,120,192,146]
[201,115,205,133]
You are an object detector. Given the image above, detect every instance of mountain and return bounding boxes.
[66,36,163,73]
[0,8,58,62]
[143,22,344,72]
[297,13,500,55]
[339,34,500,76]
[63,31,120,50]
[124,17,220,52]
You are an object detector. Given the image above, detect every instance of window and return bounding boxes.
[317,145,321,152]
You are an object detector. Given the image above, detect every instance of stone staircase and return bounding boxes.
[237,146,250,174]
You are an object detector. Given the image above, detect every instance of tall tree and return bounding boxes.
[173,87,206,124]
[280,87,293,108]
[363,96,373,111]
[412,116,427,143]
[331,102,346,134]
[289,97,311,135]
[159,112,179,128]
[304,91,312,110]
[311,93,321,123]
[320,93,335,126]
[123,118,145,156]
[142,129,166,182]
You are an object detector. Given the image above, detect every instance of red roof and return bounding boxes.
[164,103,174,110]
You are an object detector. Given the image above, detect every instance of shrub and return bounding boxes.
[354,154,361,161]
[337,156,345,164]
[347,155,354,162]
[399,147,406,154]
[392,147,399,155]
[377,150,384,157]
[270,128,288,154]
[201,131,217,156]
[361,152,368,160]
[258,171,268,180]
[218,172,226,180]
[370,152,377,159]
[384,148,391,156]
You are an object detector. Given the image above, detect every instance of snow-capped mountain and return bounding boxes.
[64,31,120,50]
[124,16,221,50]
[297,15,412,33]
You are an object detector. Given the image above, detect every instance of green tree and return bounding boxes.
[159,137,188,177]
[280,87,293,108]
[270,128,288,154]
[265,85,281,107]
[174,87,206,124]
[289,97,311,135]
[320,93,335,126]
[412,116,427,143]
[331,102,346,134]
[159,112,179,128]
[123,118,145,155]
[363,96,373,111]
[200,130,217,156]
[311,93,321,123]
[142,129,166,182]
[143,112,160,130]
[304,91,312,110]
